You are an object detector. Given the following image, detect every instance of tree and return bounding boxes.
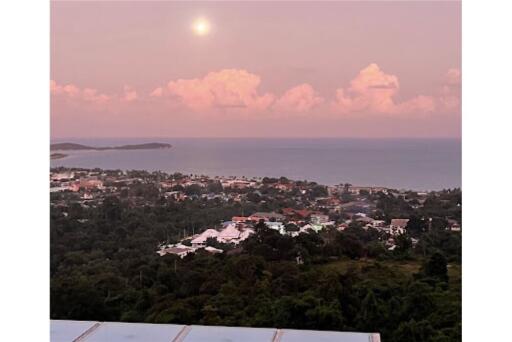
[310,185,328,198]
[406,216,427,237]
[207,181,223,193]
[357,290,385,332]
[341,191,354,202]
[254,219,267,233]
[394,233,413,256]
[285,223,299,232]
[423,252,448,282]
[393,319,436,342]
[336,233,365,259]
[184,184,203,196]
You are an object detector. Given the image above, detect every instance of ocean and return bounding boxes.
[50,138,461,191]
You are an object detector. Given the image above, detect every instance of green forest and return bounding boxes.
[50,177,461,341]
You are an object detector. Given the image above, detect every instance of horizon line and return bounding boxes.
[50,136,462,140]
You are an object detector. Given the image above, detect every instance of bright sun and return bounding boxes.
[192,18,210,36]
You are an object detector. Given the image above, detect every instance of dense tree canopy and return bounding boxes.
[51,193,461,341]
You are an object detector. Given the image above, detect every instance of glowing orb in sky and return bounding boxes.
[192,18,210,36]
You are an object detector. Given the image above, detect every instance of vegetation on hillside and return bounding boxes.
[50,185,461,341]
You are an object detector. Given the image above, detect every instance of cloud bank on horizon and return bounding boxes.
[51,64,461,137]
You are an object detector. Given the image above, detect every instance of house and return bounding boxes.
[191,229,220,247]
[222,179,253,189]
[218,223,241,242]
[281,208,313,221]
[310,214,330,224]
[390,218,409,229]
[249,212,286,222]
[231,216,249,223]
[204,246,223,254]
[68,182,81,192]
[50,186,70,193]
[300,224,324,233]
[51,171,75,181]
[371,220,386,228]
[327,197,342,206]
[164,191,186,201]
[347,186,373,195]
[158,246,194,258]
[389,218,410,235]
[82,192,94,200]
[159,181,178,189]
[80,179,104,190]
[337,223,348,231]
[446,219,461,231]
[275,183,294,191]
[265,221,286,234]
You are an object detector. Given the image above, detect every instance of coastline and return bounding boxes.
[49,166,460,193]
[50,153,68,160]
[49,138,461,191]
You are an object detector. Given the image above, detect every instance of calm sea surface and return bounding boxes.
[50,138,461,191]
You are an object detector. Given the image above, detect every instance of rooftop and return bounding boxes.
[50,320,381,342]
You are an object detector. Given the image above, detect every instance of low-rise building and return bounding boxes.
[310,214,330,224]
[389,218,410,235]
[265,221,286,234]
[158,246,195,258]
[249,212,286,222]
[190,229,220,247]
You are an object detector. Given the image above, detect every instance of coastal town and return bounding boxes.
[51,167,462,259]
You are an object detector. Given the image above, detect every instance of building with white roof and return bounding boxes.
[265,221,286,234]
[51,320,381,342]
[190,229,220,247]
[218,223,241,242]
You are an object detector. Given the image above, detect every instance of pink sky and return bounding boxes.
[51,1,461,138]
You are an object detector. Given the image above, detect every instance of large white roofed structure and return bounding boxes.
[218,223,241,241]
[50,320,381,341]
[190,228,219,245]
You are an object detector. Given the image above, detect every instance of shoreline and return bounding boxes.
[49,166,460,193]
[50,153,68,160]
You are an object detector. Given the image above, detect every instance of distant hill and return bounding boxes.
[50,153,68,160]
[51,142,172,151]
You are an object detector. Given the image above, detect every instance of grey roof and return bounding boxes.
[84,322,186,342]
[181,325,276,342]
[50,320,98,342]
[50,320,381,342]
[279,329,378,342]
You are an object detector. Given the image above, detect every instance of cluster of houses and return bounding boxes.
[157,209,421,257]
[50,169,395,211]
[50,171,105,193]
[50,168,461,258]
[158,210,335,257]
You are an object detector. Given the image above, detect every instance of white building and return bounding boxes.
[191,229,220,247]
[265,221,286,234]
[157,245,195,258]
[204,246,223,254]
[389,218,410,235]
[218,223,241,242]
[310,214,330,224]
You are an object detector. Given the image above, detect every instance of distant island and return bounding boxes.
[50,153,68,160]
[50,142,172,151]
